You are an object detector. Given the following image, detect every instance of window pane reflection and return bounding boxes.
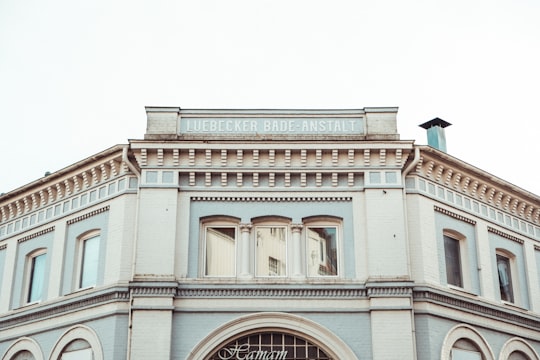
[307,227,338,276]
[256,227,286,276]
[497,254,514,303]
[206,227,236,276]
[28,253,46,303]
[80,236,100,288]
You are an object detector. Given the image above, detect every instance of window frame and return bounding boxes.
[201,216,240,278]
[204,225,238,277]
[253,222,289,278]
[24,248,47,304]
[443,230,471,290]
[75,230,101,290]
[75,230,102,289]
[304,217,342,278]
[199,215,343,280]
[496,249,519,305]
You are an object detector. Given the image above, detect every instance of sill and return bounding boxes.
[447,285,478,297]
[501,300,528,312]
[22,300,41,307]
[67,286,96,296]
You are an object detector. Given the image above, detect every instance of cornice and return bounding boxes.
[411,146,540,227]
[191,196,352,202]
[413,286,540,331]
[0,146,133,225]
[129,144,413,170]
[0,287,130,331]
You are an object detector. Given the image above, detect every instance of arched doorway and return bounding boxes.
[188,312,358,360]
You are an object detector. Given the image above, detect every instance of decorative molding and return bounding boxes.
[366,286,413,297]
[191,196,352,202]
[416,149,540,227]
[434,206,476,225]
[17,226,55,243]
[534,245,540,251]
[413,288,540,330]
[0,288,129,330]
[66,206,110,225]
[177,287,367,298]
[487,227,524,244]
[131,286,177,297]
[0,243,6,251]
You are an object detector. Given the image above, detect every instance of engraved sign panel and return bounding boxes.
[180,117,364,136]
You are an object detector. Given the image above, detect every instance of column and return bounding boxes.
[239,223,252,278]
[291,224,304,278]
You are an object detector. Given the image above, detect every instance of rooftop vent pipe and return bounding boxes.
[419,118,452,153]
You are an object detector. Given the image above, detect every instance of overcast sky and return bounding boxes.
[1,0,539,195]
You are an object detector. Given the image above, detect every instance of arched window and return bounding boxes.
[253,216,290,277]
[2,337,43,360]
[200,215,343,279]
[442,229,474,290]
[499,337,540,360]
[304,216,341,277]
[49,325,103,360]
[202,217,240,277]
[441,324,495,360]
[451,339,483,360]
[208,331,332,360]
[58,339,93,360]
[189,312,358,360]
[25,249,47,304]
[11,351,35,360]
[496,249,516,304]
[77,231,101,289]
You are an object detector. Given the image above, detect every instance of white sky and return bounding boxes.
[1,0,539,195]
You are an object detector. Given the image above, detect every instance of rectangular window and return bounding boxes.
[307,227,338,276]
[80,235,100,288]
[497,254,514,303]
[205,227,236,276]
[256,226,286,276]
[28,252,46,303]
[444,235,463,287]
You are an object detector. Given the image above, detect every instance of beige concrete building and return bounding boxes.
[0,107,539,359]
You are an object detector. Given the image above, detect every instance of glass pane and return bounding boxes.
[13,350,35,360]
[28,253,46,302]
[256,227,286,276]
[80,236,100,288]
[444,235,462,287]
[452,348,482,360]
[497,254,514,303]
[205,227,236,276]
[307,227,338,276]
[61,348,93,360]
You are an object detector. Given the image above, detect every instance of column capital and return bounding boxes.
[290,223,304,233]
[239,223,253,232]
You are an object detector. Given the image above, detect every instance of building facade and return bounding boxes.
[1,107,539,360]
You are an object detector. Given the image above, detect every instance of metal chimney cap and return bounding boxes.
[419,118,452,129]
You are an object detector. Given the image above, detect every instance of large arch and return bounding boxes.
[1,337,44,360]
[499,338,540,360]
[48,325,103,360]
[440,324,495,360]
[187,312,358,360]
